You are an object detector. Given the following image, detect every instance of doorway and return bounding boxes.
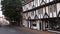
[39,23,42,30]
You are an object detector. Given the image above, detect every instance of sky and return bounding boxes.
[0,0,3,16]
[0,0,1,2]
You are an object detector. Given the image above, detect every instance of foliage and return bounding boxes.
[1,0,22,26]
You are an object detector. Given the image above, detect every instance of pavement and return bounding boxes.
[15,26,60,34]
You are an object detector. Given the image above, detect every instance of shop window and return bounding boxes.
[32,24,36,26]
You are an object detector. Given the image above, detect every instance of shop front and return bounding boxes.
[41,17,60,31]
[48,18,60,31]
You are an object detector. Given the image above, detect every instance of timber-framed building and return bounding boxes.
[22,0,60,31]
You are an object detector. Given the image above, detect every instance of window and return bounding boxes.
[31,1,35,8]
[53,4,56,12]
[38,8,43,14]
[38,9,41,14]
[39,0,42,4]
[26,8,28,10]
[29,3,31,7]
[48,4,56,13]
[32,24,36,26]
[35,0,38,7]
[48,5,52,13]
[24,5,27,11]
[31,11,34,16]
[35,0,38,4]
[40,8,43,14]
[26,13,28,17]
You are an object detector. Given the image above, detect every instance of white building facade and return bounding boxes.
[22,0,60,31]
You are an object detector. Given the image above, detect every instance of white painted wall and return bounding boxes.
[37,21,40,30]
[46,6,49,14]
[41,14,43,19]
[29,21,31,28]
[22,0,54,12]
[49,13,53,18]
[50,0,53,2]
[43,8,45,16]
[25,13,28,19]
[23,20,28,27]
[36,10,38,17]
[43,21,46,30]
[36,10,41,19]
[22,6,26,11]
[57,3,60,15]
[53,12,56,17]
[46,0,50,3]
[38,0,40,6]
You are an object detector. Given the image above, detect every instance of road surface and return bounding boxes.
[0,26,33,34]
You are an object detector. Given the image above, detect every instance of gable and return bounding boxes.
[40,0,46,5]
[43,13,49,18]
[34,15,39,19]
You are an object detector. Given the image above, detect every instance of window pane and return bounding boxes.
[40,8,43,14]
[53,4,56,12]
[38,9,40,14]
[48,5,52,13]
[32,24,36,26]
[31,11,34,16]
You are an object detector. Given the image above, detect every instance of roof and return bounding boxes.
[22,0,34,6]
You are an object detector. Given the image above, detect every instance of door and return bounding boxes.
[27,21,29,28]
[39,23,42,30]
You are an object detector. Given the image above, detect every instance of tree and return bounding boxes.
[1,0,22,26]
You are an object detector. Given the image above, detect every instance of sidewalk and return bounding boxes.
[15,26,57,34]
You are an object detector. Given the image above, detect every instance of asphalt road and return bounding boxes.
[0,26,33,34]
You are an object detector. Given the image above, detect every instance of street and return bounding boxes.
[0,26,33,34]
